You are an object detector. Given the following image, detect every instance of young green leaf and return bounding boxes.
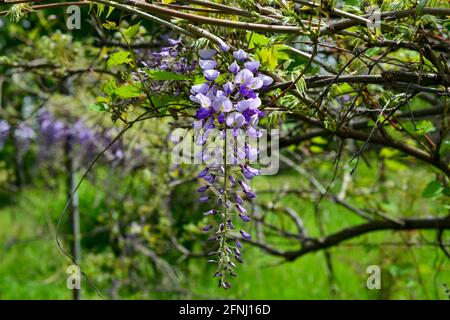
[114,85,141,98]
[89,103,107,112]
[106,6,115,18]
[124,23,141,41]
[102,21,117,30]
[107,51,132,68]
[422,180,443,198]
[145,69,188,81]
[96,3,105,17]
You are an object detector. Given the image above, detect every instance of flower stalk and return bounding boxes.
[191,46,273,289]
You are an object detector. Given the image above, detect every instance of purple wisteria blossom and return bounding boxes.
[191,47,272,289]
[135,38,197,95]
[14,123,35,155]
[37,110,126,168]
[148,38,196,73]
[0,120,11,151]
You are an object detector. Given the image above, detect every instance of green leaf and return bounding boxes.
[193,74,206,84]
[310,145,323,153]
[380,148,399,158]
[96,3,105,16]
[286,54,310,70]
[247,33,271,49]
[422,180,443,198]
[293,76,306,94]
[7,4,34,22]
[276,47,291,60]
[366,47,383,57]
[124,23,141,41]
[344,0,360,6]
[145,69,188,81]
[311,136,328,145]
[439,139,450,157]
[333,83,353,94]
[403,120,435,135]
[107,51,132,68]
[416,0,428,15]
[96,96,109,103]
[256,46,278,69]
[103,80,118,96]
[151,94,188,109]
[443,186,450,197]
[89,103,107,112]
[102,21,117,30]
[385,159,408,171]
[114,85,141,98]
[106,6,115,18]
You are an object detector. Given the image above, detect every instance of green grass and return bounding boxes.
[187,241,449,300]
[0,206,72,299]
[0,161,449,300]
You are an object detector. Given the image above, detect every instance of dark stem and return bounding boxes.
[65,136,81,300]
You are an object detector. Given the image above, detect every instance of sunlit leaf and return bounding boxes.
[145,69,188,81]
[89,103,107,112]
[422,180,443,198]
[114,85,141,98]
[124,23,141,41]
[102,21,117,30]
[107,51,132,68]
[106,6,115,18]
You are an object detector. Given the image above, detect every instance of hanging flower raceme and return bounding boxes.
[190,47,273,289]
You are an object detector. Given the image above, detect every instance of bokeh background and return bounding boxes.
[0,0,449,300]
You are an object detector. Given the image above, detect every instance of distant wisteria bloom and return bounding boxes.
[0,120,11,151]
[37,110,127,168]
[14,123,35,155]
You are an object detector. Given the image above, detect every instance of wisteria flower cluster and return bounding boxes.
[190,48,273,289]
[149,38,196,74]
[38,110,126,167]
[135,38,197,95]
[0,120,11,151]
[0,119,35,156]
[0,112,126,167]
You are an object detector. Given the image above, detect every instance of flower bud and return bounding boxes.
[239,213,251,222]
[202,224,213,232]
[240,230,251,240]
[197,185,209,192]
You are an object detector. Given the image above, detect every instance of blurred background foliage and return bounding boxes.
[0,0,449,300]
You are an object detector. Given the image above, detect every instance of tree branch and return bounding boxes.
[283,216,450,260]
[245,216,450,261]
